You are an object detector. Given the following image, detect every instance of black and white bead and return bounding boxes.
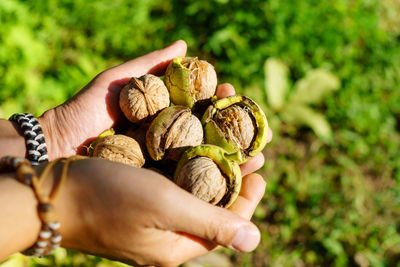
[9,113,48,165]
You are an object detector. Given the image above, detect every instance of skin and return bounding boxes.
[0,40,272,266]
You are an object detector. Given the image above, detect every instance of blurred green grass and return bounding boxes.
[1,0,400,266]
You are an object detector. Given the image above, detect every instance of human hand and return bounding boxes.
[39,41,187,159]
[54,158,266,266]
[39,41,272,161]
[46,63,270,266]
[1,76,271,264]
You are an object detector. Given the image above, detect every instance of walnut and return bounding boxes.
[119,74,170,123]
[165,57,217,108]
[146,106,203,161]
[93,134,145,168]
[125,124,149,159]
[175,157,226,205]
[214,105,255,150]
[202,95,269,163]
[173,145,242,208]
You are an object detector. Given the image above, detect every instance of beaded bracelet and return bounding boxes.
[9,113,49,165]
[0,155,85,257]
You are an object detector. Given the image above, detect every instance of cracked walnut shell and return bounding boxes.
[202,95,269,163]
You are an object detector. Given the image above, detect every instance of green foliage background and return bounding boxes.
[1,0,400,266]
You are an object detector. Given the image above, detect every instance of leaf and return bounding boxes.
[289,69,340,105]
[1,254,27,267]
[322,238,345,256]
[264,58,289,111]
[281,104,333,141]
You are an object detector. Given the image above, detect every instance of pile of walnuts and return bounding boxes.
[90,57,269,208]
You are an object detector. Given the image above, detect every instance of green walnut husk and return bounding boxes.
[87,128,115,156]
[146,105,203,161]
[164,57,217,108]
[174,145,242,208]
[202,95,269,163]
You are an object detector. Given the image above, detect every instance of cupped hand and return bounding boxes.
[57,158,266,266]
[39,41,272,171]
[40,41,188,159]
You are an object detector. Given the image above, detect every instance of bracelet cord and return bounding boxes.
[0,155,86,257]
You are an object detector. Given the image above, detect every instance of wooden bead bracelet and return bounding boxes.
[0,155,85,257]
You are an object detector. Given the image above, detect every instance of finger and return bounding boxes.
[228,173,266,219]
[215,83,235,99]
[154,173,267,265]
[105,40,187,79]
[162,187,260,252]
[266,127,273,143]
[239,126,273,175]
[240,152,265,176]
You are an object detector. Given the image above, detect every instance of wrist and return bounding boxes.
[39,103,89,159]
[0,119,26,158]
[39,109,69,160]
[38,110,56,160]
[46,159,91,250]
[34,162,79,249]
[0,158,85,260]
[0,173,41,260]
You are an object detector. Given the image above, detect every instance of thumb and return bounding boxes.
[163,189,261,252]
[105,40,187,79]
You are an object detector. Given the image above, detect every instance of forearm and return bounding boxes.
[0,161,81,261]
[0,173,41,260]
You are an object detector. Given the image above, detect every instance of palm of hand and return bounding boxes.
[44,41,187,158]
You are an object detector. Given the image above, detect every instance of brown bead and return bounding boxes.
[16,164,35,185]
[38,203,57,223]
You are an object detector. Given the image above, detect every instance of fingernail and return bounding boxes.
[230,226,260,252]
